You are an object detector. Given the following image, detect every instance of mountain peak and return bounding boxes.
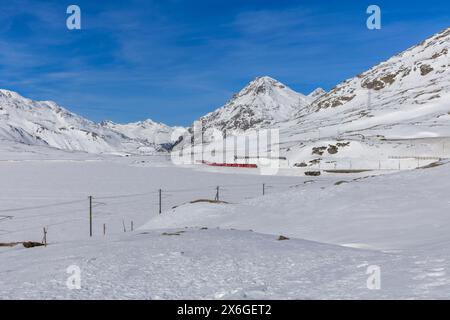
[251,76,280,85]
[307,88,326,101]
[241,76,287,96]
[0,89,27,100]
[197,76,309,133]
[140,119,158,126]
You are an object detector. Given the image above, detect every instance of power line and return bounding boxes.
[0,216,88,236]
[10,208,85,220]
[95,191,158,200]
[0,199,85,214]
[0,180,308,239]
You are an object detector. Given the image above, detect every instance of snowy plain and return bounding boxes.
[1,145,450,299]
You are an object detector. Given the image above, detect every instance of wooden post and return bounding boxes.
[262,183,265,196]
[131,221,134,232]
[201,128,204,163]
[103,223,106,236]
[89,196,93,237]
[159,189,162,214]
[43,227,47,247]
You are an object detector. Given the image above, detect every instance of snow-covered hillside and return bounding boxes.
[277,27,450,167]
[2,156,450,299]
[0,90,175,154]
[306,87,327,103]
[143,161,450,251]
[291,27,450,139]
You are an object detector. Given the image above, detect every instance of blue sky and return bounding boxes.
[0,0,448,126]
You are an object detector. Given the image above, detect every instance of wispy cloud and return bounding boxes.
[0,0,448,126]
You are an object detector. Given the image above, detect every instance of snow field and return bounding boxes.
[1,149,450,299]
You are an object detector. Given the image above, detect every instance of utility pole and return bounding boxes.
[89,196,93,237]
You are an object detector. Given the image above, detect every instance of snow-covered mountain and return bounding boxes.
[192,27,449,143]
[2,27,448,159]
[292,27,450,139]
[191,25,449,142]
[274,27,450,166]
[101,119,181,150]
[0,89,175,154]
[198,76,309,134]
[176,27,450,168]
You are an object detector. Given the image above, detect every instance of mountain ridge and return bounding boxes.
[0,89,177,154]
[290,26,450,139]
[1,27,449,157]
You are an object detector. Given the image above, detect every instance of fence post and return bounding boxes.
[262,183,265,196]
[131,221,134,232]
[89,196,93,237]
[159,189,162,214]
[122,220,126,232]
[215,186,220,201]
[103,223,106,236]
[42,227,47,247]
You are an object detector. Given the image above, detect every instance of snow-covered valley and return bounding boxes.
[0,150,450,299]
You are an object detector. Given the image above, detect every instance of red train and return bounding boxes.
[199,160,258,168]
